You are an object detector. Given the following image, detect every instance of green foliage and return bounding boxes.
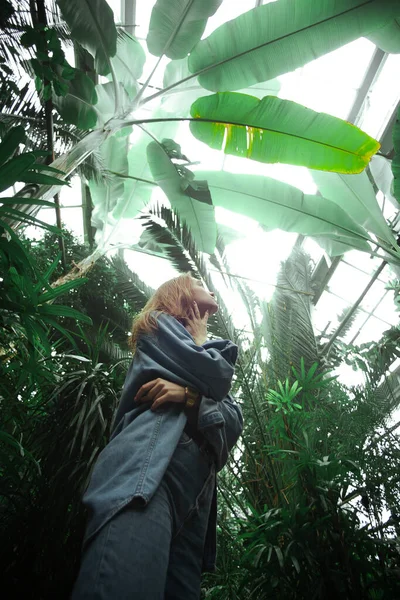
[190,92,380,173]
[5,0,396,265]
[21,23,75,102]
[392,105,400,204]
[147,0,223,59]
[21,226,140,355]
[386,279,400,312]
[1,3,400,599]
[188,0,399,92]
[266,378,303,414]
[146,139,216,253]
[193,170,372,255]
[0,336,126,599]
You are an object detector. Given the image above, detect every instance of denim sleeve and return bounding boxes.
[151,312,238,401]
[196,393,243,472]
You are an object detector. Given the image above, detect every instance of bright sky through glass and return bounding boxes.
[22,0,400,389]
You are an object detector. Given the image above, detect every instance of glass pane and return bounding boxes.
[342,310,369,344]
[372,291,399,325]
[278,38,376,119]
[356,53,400,139]
[328,263,371,304]
[312,291,349,334]
[360,279,386,313]
[224,229,298,302]
[353,315,392,345]
[301,238,325,267]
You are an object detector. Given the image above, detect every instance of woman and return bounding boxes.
[71,273,243,600]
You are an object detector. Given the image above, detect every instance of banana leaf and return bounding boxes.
[188,0,399,91]
[310,169,397,245]
[190,93,379,173]
[194,170,371,253]
[147,141,216,253]
[56,0,117,64]
[147,0,222,59]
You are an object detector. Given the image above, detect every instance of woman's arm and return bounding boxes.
[140,312,238,401]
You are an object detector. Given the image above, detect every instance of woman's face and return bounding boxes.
[191,279,218,317]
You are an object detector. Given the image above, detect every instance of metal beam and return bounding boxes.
[122,0,136,36]
[348,48,386,125]
[321,261,387,356]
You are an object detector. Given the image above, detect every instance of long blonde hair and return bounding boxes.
[127,272,198,353]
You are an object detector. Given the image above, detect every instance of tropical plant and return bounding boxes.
[196,244,400,599]
[21,225,149,359]
[3,0,400,280]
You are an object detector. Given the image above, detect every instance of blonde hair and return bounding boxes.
[127,272,198,353]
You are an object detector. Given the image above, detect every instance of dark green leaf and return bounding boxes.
[0,153,36,192]
[147,0,222,59]
[0,126,26,167]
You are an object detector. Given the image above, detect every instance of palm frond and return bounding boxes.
[261,246,319,385]
[138,205,197,274]
[107,254,154,311]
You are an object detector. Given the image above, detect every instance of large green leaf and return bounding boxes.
[0,154,35,192]
[0,126,25,167]
[188,0,400,91]
[369,156,399,208]
[110,115,181,222]
[95,81,131,124]
[57,0,117,64]
[162,57,280,114]
[89,132,129,230]
[190,93,379,173]
[111,138,155,221]
[194,170,371,254]
[310,169,397,245]
[392,105,400,203]
[147,0,222,59]
[146,141,216,253]
[53,68,98,130]
[367,18,400,52]
[95,29,146,100]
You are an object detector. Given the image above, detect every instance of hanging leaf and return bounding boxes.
[369,156,399,209]
[53,68,98,129]
[188,0,399,91]
[95,81,131,124]
[310,169,396,245]
[367,18,400,53]
[95,29,146,100]
[89,132,129,230]
[190,93,380,173]
[194,170,371,254]
[147,0,223,59]
[146,141,216,253]
[56,0,117,65]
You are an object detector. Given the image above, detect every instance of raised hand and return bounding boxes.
[185,301,209,346]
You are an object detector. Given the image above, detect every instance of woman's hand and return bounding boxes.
[185,301,209,346]
[134,378,185,411]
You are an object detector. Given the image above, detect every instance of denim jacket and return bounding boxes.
[82,312,243,572]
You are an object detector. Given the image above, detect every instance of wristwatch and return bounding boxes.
[184,386,201,408]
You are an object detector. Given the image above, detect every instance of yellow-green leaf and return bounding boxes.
[190,93,380,174]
